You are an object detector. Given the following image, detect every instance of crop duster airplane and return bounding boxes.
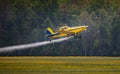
[46,25,88,40]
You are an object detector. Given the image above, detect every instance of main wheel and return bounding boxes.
[78,35,82,38]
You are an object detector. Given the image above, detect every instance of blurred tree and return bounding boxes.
[0,0,120,56]
[111,7,120,56]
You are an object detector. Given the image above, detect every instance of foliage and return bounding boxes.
[0,0,120,56]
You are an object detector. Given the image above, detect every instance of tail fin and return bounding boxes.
[46,27,55,35]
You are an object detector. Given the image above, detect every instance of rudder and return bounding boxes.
[46,28,55,35]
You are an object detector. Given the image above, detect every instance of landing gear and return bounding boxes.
[74,34,82,39]
[78,35,81,38]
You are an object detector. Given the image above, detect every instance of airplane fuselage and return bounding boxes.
[46,25,88,39]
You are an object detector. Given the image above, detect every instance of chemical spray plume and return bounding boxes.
[0,36,73,53]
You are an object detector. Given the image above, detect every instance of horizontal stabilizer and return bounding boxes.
[46,33,59,37]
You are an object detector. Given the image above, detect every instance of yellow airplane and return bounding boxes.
[46,25,88,39]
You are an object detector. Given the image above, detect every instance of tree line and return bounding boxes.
[0,0,120,56]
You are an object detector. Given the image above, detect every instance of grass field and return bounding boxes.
[0,56,120,74]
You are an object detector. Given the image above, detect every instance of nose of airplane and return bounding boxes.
[84,26,88,31]
[85,26,88,28]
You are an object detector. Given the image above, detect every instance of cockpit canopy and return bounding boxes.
[58,26,70,31]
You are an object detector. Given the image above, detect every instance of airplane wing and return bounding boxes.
[58,30,74,36]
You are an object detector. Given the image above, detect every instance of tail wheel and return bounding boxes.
[78,35,82,38]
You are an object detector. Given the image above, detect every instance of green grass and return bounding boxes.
[0,56,120,74]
